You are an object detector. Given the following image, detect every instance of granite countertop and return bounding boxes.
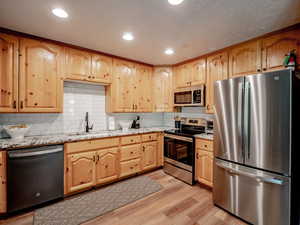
[194,133,214,140]
[0,127,171,150]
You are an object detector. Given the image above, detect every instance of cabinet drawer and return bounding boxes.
[121,135,141,145]
[141,133,158,142]
[120,159,141,177]
[120,144,141,161]
[196,139,213,152]
[66,137,119,154]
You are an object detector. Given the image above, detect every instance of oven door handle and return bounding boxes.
[164,134,193,142]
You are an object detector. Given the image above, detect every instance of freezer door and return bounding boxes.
[214,159,291,225]
[214,77,244,163]
[245,70,291,175]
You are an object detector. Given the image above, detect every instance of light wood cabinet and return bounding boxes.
[157,132,164,167]
[67,151,96,193]
[229,41,262,78]
[91,54,112,83]
[135,65,153,112]
[19,38,63,112]
[65,48,91,81]
[262,30,300,72]
[174,64,191,89]
[120,144,141,161]
[141,141,157,170]
[120,158,141,177]
[190,58,206,85]
[206,52,228,113]
[0,152,7,213]
[152,67,173,112]
[195,149,213,187]
[0,34,18,112]
[106,59,136,112]
[95,148,119,184]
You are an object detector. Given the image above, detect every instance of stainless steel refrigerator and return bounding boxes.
[213,69,300,225]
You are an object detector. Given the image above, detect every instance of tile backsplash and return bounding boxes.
[0,82,164,138]
[0,82,213,138]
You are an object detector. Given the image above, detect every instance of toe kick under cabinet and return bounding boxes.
[64,132,163,195]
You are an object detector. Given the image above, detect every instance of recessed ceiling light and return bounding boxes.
[52,8,68,18]
[165,48,175,55]
[122,32,134,41]
[168,0,185,5]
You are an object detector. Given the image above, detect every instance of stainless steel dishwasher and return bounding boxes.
[7,145,64,213]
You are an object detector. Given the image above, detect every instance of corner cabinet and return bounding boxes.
[152,67,173,112]
[229,40,262,78]
[206,52,228,114]
[106,59,153,113]
[0,34,18,112]
[262,30,300,72]
[19,38,64,112]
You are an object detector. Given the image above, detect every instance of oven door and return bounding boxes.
[164,134,194,171]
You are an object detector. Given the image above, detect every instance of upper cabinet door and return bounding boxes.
[262,30,300,72]
[108,59,136,112]
[152,67,173,112]
[175,64,191,89]
[65,48,91,81]
[229,41,262,78]
[91,54,112,84]
[19,38,63,112]
[135,65,152,112]
[0,34,18,112]
[190,58,206,85]
[206,52,228,114]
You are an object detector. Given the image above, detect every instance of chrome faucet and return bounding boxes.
[85,112,93,133]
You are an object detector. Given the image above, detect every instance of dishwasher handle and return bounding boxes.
[8,146,63,158]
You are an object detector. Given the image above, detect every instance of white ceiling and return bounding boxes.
[1,0,300,65]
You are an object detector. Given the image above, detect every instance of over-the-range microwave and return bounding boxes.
[174,85,205,107]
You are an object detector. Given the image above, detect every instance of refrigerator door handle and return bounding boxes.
[215,162,285,185]
[238,81,244,160]
[243,81,250,160]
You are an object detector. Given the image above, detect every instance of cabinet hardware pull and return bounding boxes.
[196,153,199,159]
[97,155,100,161]
[20,101,23,109]
[13,100,16,109]
[143,146,145,152]
[263,68,267,71]
[93,155,96,162]
[257,69,261,72]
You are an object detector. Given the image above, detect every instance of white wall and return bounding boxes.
[0,82,164,138]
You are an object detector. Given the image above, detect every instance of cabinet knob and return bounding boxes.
[130,151,133,154]
[263,68,267,71]
[257,69,261,72]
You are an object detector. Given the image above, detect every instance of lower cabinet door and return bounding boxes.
[141,141,157,170]
[67,151,96,193]
[195,149,213,187]
[95,148,119,184]
[120,159,141,177]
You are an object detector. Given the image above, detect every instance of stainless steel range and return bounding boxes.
[164,118,206,185]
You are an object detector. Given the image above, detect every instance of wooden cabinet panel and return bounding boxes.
[120,144,141,161]
[157,132,164,167]
[106,59,136,112]
[175,64,191,89]
[135,65,152,112]
[195,139,213,152]
[65,48,91,81]
[19,38,63,112]
[141,141,157,170]
[120,158,141,177]
[152,67,173,112]
[0,152,6,213]
[229,41,262,77]
[65,137,119,154]
[91,54,112,84]
[67,151,96,193]
[195,149,213,187]
[121,135,141,145]
[95,148,119,184]
[206,52,228,113]
[0,34,18,112]
[141,133,158,142]
[262,30,300,72]
[190,58,206,85]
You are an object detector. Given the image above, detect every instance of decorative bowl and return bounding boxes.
[3,124,30,141]
[119,121,132,131]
